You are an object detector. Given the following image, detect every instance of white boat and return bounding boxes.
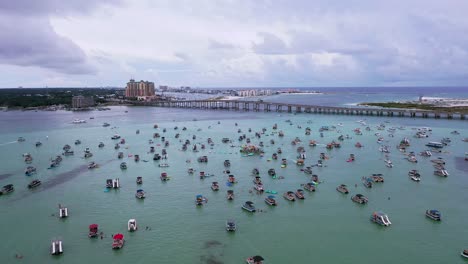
[58,206,68,218]
[50,240,63,255]
[128,219,137,232]
[72,119,86,124]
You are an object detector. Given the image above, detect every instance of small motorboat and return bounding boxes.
[253,176,262,185]
[135,189,145,199]
[112,233,124,249]
[425,209,441,221]
[295,189,305,199]
[461,249,468,259]
[128,219,137,231]
[50,239,63,255]
[227,190,234,200]
[0,184,14,195]
[362,177,373,188]
[226,219,237,232]
[120,162,127,170]
[351,194,368,204]
[264,195,277,206]
[118,152,124,159]
[98,142,105,148]
[88,224,98,238]
[25,166,37,176]
[17,137,26,142]
[224,159,231,167]
[211,182,219,191]
[28,179,41,189]
[283,191,296,201]
[153,153,161,160]
[268,168,276,177]
[160,172,170,181]
[228,175,236,184]
[158,163,169,168]
[434,169,449,177]
[370,211,391,226]
[134,155,140,162]
[111,134,121,140]
[35,141,42,147]
[88,162,98,169]
[336,184,349,194]
[246,255,264,264]
[195,194,207,206]
[103,122,110,127]
[242,201,256,212]
[303,182,316,192]
[371,174,384,182]
[136,176,143,184]
[252,168,260,175]
[74,139,81,145]
[254,183,264,192]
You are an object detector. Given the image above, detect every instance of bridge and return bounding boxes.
[129,99,466,120]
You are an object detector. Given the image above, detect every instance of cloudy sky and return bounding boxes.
[1,0,468,88]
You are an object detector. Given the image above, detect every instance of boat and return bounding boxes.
[0,184,14,195]
[370,211,392,226]
[136,176,143,184]
[426,142,444,148]
[226,219,237,232]
[227,190,234,200]
[409,170,421,182]
[425,209,441,221]
[58,205,68,218]
[246,255,264,264]
[384,159,393,168]
[434,169,449,177]
[268,168,276,177]
[72,119,86,124]
[135,189,145,199]
[461,249,468,259]
[103,123,110,127]
[74,139,81,145]
[128,219,137,231]
[50,239,64,255]
[17,137,25,142]
[224,159,231,167]
[252,168,260,176]
[362,177,373,188]
[120,162,127,170]
[228,175,236,184]
[195,194,207,206]
[106,178,120,188]
[28,179,41,189]
[25,166,36,176]
[153,153,161,160]
[35,141,42,147]
[303,183,316,192]
[242,201,256,212]
[253,176,262,185]
[371,174,384,182]
[254,183,264,192]
[120,138,126,144]
[88,224,99,238]
[265,195,277,206]
[431,158,446,165]
[112,234,124,249]
[211,182,219,191]
[111,134,121,140]
[158,163,169,168]
[351,194,368,204]
[98,142,105,148]
[118,152,124,159]
[419,150,432,157]
[336,184,349,194]
[283,191,296,201]
[63,150,74,156]
[160,172,169,181]
[295,189,305,199]
[134,155,139,162]
[88,162,98,169]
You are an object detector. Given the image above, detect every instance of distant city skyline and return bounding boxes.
[1,1,468,88]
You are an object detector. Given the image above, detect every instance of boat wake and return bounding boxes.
[0,141,17,146]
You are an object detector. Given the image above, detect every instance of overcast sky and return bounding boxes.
[1,0,468,88]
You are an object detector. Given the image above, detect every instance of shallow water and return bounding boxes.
[0,106,467,264]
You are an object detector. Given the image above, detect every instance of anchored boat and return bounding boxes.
[370,211,391,226]
[128,219,137,231]
[242,201,256,212]
[88,224,99,238]
[50,239,63,255]
[226,219,237,232]
[112,234,124,249]
[425,209,441,221]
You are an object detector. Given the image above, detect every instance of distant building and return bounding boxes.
[236,89,272,97]
[125,79,155,98]
[72,96,95,108]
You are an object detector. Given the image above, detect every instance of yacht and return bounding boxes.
[226,219,237,232]
[425,209,441,221]
[242,201,256,212]
[128,219,137,231]
[370,211,392,226]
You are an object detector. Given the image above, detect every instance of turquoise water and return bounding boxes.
[0,106,467,264]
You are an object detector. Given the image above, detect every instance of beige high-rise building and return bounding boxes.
[125,79,155,97]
